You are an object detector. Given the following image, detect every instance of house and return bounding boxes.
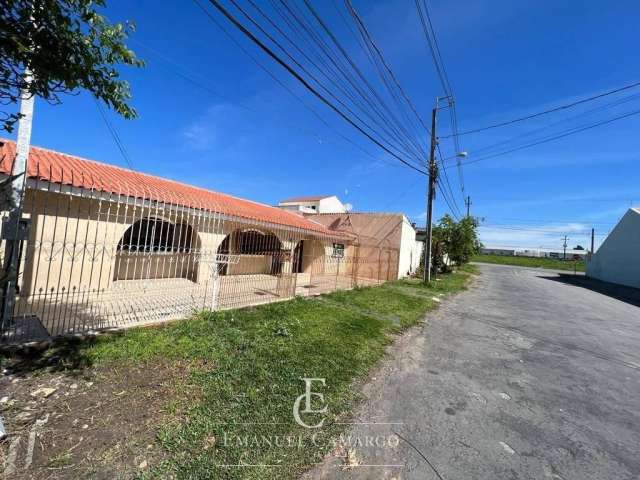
[278,195,347,214]
[586,208,640,289]
[0,140,398,343]
[305,212,423,279]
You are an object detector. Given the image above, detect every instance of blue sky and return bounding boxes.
[6,0,640,249]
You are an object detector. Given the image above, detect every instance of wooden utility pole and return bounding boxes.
[590,228,595,256]
[562,235,568,260]
[423,100,438,283]
[465,196,472,217]
[1,68,34,324]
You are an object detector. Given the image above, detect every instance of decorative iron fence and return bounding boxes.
[0,179,399,344]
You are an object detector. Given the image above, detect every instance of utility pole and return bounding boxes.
[562,235,568,261]
[590,228,595,258]
[465,195,472,217]
[423,99,439,283]
[1,68,34,325]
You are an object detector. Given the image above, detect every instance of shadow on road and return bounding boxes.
[540,274,640,308]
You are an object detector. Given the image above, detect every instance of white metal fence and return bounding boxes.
[0,178,399,344]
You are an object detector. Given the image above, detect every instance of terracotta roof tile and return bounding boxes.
[0,139,343,237]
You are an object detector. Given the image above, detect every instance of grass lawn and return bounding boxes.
[472,253,586,272]
[1,266,476,479]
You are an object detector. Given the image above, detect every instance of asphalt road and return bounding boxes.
[304,263,640,480]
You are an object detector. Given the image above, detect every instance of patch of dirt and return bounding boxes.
[0,358,194,479]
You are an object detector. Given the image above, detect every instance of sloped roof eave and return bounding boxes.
[0,139,347,239]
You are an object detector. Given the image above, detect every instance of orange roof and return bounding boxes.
[0,139,343,237]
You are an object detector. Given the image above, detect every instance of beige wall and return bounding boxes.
[113,252,198,281]
[15,190,351,299]
[228,255,270,275]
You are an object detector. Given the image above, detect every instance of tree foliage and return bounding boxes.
[432,215,481,272]
[0,0,143,132]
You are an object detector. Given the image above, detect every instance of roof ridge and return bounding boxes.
[0,138,344,237]
[0,138,307,223]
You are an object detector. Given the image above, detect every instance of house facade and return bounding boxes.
[0,140,401,343]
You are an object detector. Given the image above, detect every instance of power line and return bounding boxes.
[94,99,135,171]
[414,0,451,96]
[446,107,640,168]
[444,80,640,138]
[238,0,425,165]
[448,90,640,161]
[414,0,466,199]
[479,225,610,235]
[302,0,426,160]
[436,143,462,217]
[483,218,617,225]
[189,0,411,172]
[343,0,429,135]
[199,0,428,175]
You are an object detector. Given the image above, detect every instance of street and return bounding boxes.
[305,263,640,479]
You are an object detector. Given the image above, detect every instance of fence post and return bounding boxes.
[211,260,220,311]
[1,69,35,329]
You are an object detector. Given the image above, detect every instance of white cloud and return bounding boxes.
[181,103,247,152]
[182,122,216,151]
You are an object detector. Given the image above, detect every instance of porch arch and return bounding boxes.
[113,217,199,281]
[216,228,283,275]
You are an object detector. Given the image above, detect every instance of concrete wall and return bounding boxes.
[398,216,419,278]
[279,196,346,214]
[587,208,640,289]
[16,190,350,298]
[318,196,347,213]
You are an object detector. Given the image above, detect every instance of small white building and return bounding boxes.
[586,208,640,289]
[278,195,347,214]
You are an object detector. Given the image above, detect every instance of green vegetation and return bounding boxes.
[472,253,585,272]
[10,268,475,479]
[1,0,143,133]
[418,215,481,277]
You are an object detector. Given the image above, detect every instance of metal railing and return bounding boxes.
[0,180,399,344]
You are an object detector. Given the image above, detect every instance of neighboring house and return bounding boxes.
[587,208,640,289]
[0,140,400,343]
[278,195,347,214]
[308,212,422,279]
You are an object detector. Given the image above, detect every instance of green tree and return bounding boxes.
[431,215,481,272]
[432,214,455,273]
[0,0,143,132]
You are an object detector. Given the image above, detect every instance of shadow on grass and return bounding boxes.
[540,274,640,308]
[1,336,97,376]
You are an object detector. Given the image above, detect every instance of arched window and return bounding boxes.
[117,218,195,253]
[234,229,281,255]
